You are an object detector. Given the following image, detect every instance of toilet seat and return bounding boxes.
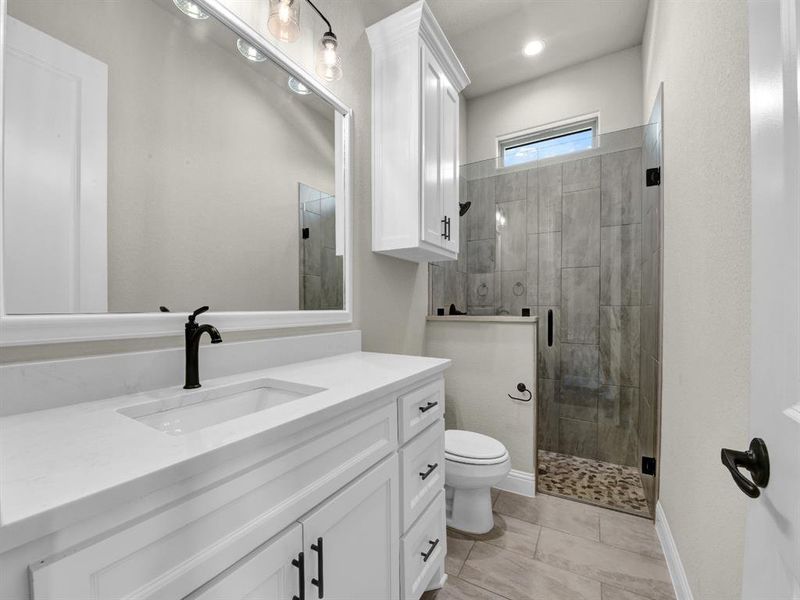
[445,430,509,465]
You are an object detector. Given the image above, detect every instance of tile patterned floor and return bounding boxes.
[422,490,675,600]
[537,450,651,517]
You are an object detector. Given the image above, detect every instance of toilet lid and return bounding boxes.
[445,430,508,461]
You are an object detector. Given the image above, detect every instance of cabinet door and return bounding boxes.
[185,524,302,600]
[420,45,444,248]
[440,75,460,253]
[301,455,399,600]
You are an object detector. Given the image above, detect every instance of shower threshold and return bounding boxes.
[537,450,651,518]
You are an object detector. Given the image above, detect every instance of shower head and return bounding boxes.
[459,201,471,217]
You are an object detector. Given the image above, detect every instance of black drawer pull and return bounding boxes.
[418,401,438,413]
[421,538,440,562]
[419,463,439,480]
[291,551,305,600]
[311,537,324,598]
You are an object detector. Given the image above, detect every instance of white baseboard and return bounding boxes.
[655,501,693,600]
[494,469,535,497]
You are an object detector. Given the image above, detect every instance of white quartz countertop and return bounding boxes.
[0,351,449,549]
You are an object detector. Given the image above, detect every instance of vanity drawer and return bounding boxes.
[401,490,446,600]
[399,418,445,532]
[29,402,397,600]
[398,377,444,444]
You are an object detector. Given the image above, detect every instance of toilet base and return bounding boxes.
[445,484,495,534]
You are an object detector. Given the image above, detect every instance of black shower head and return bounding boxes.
[459,201,471,217]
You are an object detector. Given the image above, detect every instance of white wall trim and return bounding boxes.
[655,501,693,600]
[494,469,535,498]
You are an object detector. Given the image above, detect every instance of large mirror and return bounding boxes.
[1,0,349,333]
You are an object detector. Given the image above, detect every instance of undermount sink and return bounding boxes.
[118,378,326,435]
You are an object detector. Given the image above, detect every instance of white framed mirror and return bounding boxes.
[0,0,353,346]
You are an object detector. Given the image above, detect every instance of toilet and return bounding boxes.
[444,430,511,534]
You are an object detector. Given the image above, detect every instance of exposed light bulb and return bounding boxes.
[236,38,267,62]
[173,0,209,19]
[288,76,312,95]
[315,32,342,81]
[523,39,545,56]
[268,0,300,42]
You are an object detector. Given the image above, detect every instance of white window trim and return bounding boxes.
[496,112,600,168]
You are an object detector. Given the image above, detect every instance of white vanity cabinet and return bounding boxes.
[9,370,447,600]
[367,0,469,263]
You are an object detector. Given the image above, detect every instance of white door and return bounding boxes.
[3,16,107,314]
[185,524,303,600]
[440,75,459,254]
[301,455,399,600]
[742,0,800,597]
[421,46,444,248]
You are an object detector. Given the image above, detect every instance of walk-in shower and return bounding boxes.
[429,121,663,517]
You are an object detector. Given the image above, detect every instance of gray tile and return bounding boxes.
[320,195,336,249]
[597,421,638,467]
[469,306,497,316]
[302,275,321,310]
[642,195,660,256]
[335,255,344,309]
[638,395,655,459]
[599,511,664,561]
[460,541,602,600]
[496,171,527,203]
[499,271,528,316]
[468,273,496,307]
[559,384,599,423]
[538,165,562,232]
[458,213,469,273]
[468,239,496,273]
[534,528,674,600]
[433,260,468,314]
[642,250,661,307]
[445,533,474,576]
[422,575,506,600]
[537,378,560,452]
[430,264,444,314]
[462,513,542,557]
[562,267,600,344]
[563,189,601,268]
[601,225,641,306]
[599,386,639,427]
[538,233,562,305]
[527,168,539,233]
[467,178,496,240]
[559,417,598,459]
[320,247,340,309]
[563,156,601,193]
[601,149,642,227]
[536,306,560,380]
[494,492,601,541]
[561,343,599,385]
[600,306,641,387]
[640,305,658,360]
[602,584,654,600]
[496,201,527,271]
[526,234,539,306]
[302,210,321,276]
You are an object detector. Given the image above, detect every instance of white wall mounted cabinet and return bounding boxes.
[367,1,469,263]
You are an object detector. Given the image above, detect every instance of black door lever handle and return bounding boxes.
[721,438,769,498]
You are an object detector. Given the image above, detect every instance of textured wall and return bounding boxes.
[642,0,752,597]
[465,46,644,164]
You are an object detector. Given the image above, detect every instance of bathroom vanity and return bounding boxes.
[0,349,449,599]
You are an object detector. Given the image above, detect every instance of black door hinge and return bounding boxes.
[642,456,657,475]
[646,167,661,187]
[302,227,310,239]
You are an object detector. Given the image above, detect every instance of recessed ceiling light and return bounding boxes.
[523,40,545,57]
[288,76,312,95]
[237,38,267,62]
[173,0,209,19]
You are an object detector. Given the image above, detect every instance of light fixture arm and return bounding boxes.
[303,0,333,35]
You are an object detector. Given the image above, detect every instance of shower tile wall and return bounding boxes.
[430,146,646,468]
[299,184,343,311]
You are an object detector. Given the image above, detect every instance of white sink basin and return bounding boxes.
[118,378,326,435]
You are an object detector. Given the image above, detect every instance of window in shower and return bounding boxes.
[499,118,597,167]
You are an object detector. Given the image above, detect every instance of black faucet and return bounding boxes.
[184,306,222,389]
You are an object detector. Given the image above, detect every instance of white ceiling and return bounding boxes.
[363,0,650,99]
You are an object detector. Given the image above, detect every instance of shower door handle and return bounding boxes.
[721,438,769,498]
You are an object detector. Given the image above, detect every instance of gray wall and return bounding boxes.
[431,137,649,470]
[8,0,336,314]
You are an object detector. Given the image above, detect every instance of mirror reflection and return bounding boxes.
[3,0,343,315]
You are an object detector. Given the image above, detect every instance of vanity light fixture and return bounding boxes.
[288,76,312,95]
[236,38,267,62]
[172,0,209,20]
[523,39,545,57]
[267,0,343,81]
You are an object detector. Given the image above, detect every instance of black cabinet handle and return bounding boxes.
[419,400,438,413]
[447,216,451,240]
[721,438,770,498]
[310,537,324,598]
[421,538,440,562]
[419,463,438,480]
[441,217,447,238]
[291,551,305,600]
